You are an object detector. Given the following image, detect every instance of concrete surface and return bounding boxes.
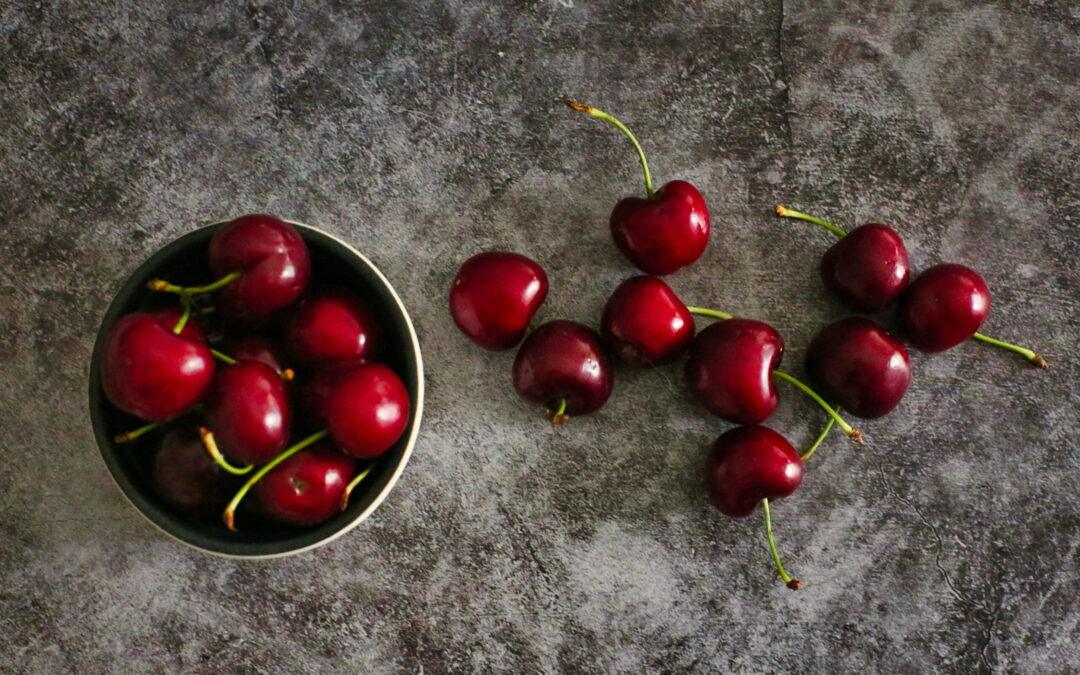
[1,1,1078,672]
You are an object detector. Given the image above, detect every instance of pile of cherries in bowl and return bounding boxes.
[97,214,412,537]
[449,100,1045,589]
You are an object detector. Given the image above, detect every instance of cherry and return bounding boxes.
[775,205,909,312]
[219,335,293,379]
[151,427,235,518]
[204,361,292,465]
[101,308,215,422]
[601,275,695,366]
[899,263,990,353]
[806,317,911,418]
[321,361,411,459]
[253,442,355,527]
[566,100,709,275]
[512,320,614,424]
[285,290,382,365]
[449,251,549,351]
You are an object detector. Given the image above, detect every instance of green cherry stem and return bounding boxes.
[198,427,253,476]
[114,422,159,444]
[340,464,375,511]
[210,349,237,366]
[223,429,329,531]
[548,398,569,426]
[774,204,847,238]
[800,414,837,463]
[972,332,1048,368]
[565,99,655,197]
[772,370,863,443]
[762,498,800,590]
[172,297,193,335]
[148,271,241,296]
[687,306,734,321]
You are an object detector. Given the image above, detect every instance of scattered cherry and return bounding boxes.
[806,317,911,418]
[512,320,614,424]
[601,275,695,366]
[899,263,989,353]
[285,289,382,365]
[450,251,549,351]
[253,442,355,527]
[204,361,292,465]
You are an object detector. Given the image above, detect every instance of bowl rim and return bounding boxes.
[89,219,425,560]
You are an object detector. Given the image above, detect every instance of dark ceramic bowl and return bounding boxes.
[89,220,424,558]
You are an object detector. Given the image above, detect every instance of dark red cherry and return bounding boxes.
[900,263,991,353]
[449,251,549,351]
[601,275,695,366]
[208,214,311,324]
[100,309,214,422]
[219,335,289,375]
[254,443,355,526]
[204,362,292,465]
[705,426,803,518]
[323,362,410,459]
[685,319,783,425]
[300,358,366,425]
[821,224,910,312]
[806,317,911,418]
[512,320,615,422]
[610,180,711,276]
[152,427,235,517]
[285,290,382,365]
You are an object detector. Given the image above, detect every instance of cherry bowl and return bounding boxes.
[89,220,424,558]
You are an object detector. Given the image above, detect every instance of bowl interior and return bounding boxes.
[89,222,422,557]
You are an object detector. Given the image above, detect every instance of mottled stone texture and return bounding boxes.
[1,0,1077,672]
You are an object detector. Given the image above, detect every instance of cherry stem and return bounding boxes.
[172,297,193,335]
[198,426,253,476]
[114,422,158,444]
[196,305,216,315]
[565,99,655,197]
[772,370,863,443]
[687,306,734,321]
[762,498,800,590]
[340,464,375,511]
[148,271,241,296]
[800,413,837,462]
[972,332,1048,368]
[223,429,329,531]
[548,397,569,425]
[774,204,848,239]
[210,349,237,366]
[280,368,296,381]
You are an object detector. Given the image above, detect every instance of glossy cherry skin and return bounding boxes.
[821,224,910,312]
[610,180,710,276]
[254,443,355,526]
[323,362,410,459]
[512,320,615,417]
[450,251,549,351]
[706,425,803,518]
[806,317,911,419]
[685,319,783,425]
[152,427,235,517]
[601,275,695,367]
[219,335,288,374]
[204,362,292,465]
[899,263,991,353]
[285,290,382,365]
[101,309,215,422]
[209,214,311,325]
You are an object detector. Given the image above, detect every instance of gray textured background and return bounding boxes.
[1,1,1078,672]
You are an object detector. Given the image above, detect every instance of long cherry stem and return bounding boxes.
[172,297,193,335]
[772,370,863,443]
[687,306,733,321]
[972,332,1048,368]
[800,414,837,462]
[148,271,241,296]
[115,422,158,444]
[774,204,847,238]
[548,398,569,426]
[565,99,655,197]
[198,427,253,476]
[762,498,800,590]
[223,429,328,531]
[210,349,237,366]
[340,465,375,511]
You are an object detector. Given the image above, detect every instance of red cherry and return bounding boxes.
[218,335,289,374]
[285,290,382,365]
[208,214,311,324]
[705,426,803,518]
[601,275,695,366]
[204,361,292,465]
[685,319,783,425]
[253,443,355,526]
[300,358,366,425]
[806,317,911,419]
[100,309,214,422]
[323,362,410,459]
[152,427,236,517]
[449,251,549,351]
[512,320,614,423]
[610,180,711,276]
[820,224,910,312]
[900,263,991,353]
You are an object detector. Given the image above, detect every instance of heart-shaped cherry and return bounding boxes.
[450,251,549,351]
[566,100,709,275]
[512,320,614,424]
[806,317,911,418]
[204,361,292,465]
[253,442,355,527]
[601,275,695,366]
[775,205,909,312]
[101,308,215,422]
[152,427,236,518]
[706,425,803,589]
[285,290,382,365]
